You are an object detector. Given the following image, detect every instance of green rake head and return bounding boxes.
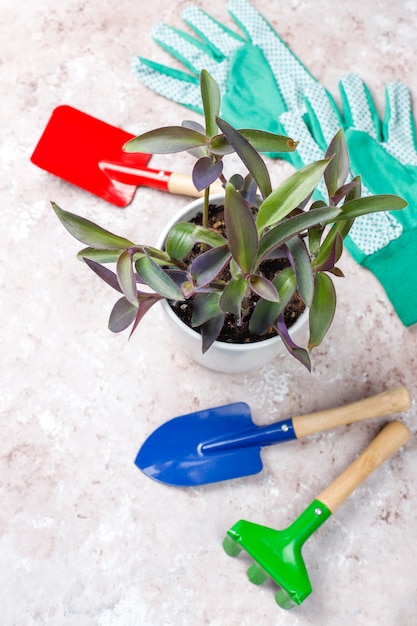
[222,421,410,609]
[223,500,332,609]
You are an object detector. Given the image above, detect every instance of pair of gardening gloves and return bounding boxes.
[133,0,417,327]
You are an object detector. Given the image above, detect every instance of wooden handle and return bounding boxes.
[167,172,224,198]
[292,386,411,439]
[317,420,410,513]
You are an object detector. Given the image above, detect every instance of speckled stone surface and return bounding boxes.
[1,1,417,624]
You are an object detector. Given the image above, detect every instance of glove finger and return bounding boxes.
[228,0,318,111]
[346,127,417,229]
[151,23,227,86]
[304,82,343,150]
[181,6,245,57]
[339,74,380,139]
[133,57,203,113]
[382,81,417,165]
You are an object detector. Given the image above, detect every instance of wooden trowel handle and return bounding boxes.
[167,172,224,197]
[292,386,411,439]
[317,420,410,513]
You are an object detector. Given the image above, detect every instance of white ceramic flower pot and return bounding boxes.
[157,195,309,374]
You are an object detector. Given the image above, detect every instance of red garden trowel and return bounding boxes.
[223,420,410,608]
[31,105,222,207]
[136,386,411,486]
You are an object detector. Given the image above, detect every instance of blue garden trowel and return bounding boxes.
[135,386,410,486]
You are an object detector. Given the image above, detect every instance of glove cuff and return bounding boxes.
[360,228,417,327]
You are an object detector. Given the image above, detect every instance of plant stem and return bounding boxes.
[203,186,210,229]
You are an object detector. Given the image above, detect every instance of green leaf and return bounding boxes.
[224,183,258,274]
[165,222,227,261]
[52,202,134,249]
[238,129,298,154]
[209,134,235,156]
[123,126,207,154]
[334,194,407,220]
[216,117,272,198]
[219,278,247,317]
[135,255,184,300]
[256,159,330,232]
[324,129,349,197]
[308,272,336,350]
[77,248,124,263]
[191,292,222,327]
[116,250,137,305]
[257,206,341,264]
[249,267,297,335]
[286,237,314,307]
[200,69,221,138]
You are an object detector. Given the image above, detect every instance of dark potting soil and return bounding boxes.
[168,203,306,344]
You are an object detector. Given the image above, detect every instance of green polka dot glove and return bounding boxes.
[280,74,417,326]
[133,0,321,161]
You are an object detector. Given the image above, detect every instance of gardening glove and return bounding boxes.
[133,0,322,160]
[280,74,417,326]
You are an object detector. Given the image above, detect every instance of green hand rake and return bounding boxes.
[223,420,410,609]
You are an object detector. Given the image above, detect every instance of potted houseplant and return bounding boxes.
[52,70,406,373]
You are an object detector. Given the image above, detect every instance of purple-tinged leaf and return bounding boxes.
[164,269,189,288]
[308,272,336,350]
[191,244,231,287]
[248,275,279,302]
[344,175,362,202]
[128,293,163,338]
[108,297,138,333]
[224,183,258,274]
[276,315,311,371]
[182,120,206,134]
[117,249,138,305]
[201,314,225,353]
[331,180,358,206]
[83,257,122,293]
[192,157,223,192]
[216,117,272,199]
